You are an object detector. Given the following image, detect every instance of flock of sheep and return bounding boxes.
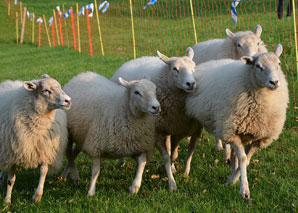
[0,24,289,204]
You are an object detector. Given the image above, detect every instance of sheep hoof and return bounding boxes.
[169,184,177,192]
[158,165,166,174]
[241,189,250,201]
[224,159,231,164]
[87,192,95,197]
[4,198,11,205]
[214,146,224,152]
[183,172,189,178]
[129,185,140,194]
[32,193,42,203]
[72,179,80,186]
[171,165,177,174]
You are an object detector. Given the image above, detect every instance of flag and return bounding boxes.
[98,1,109,14]
[78,6,85,16]
[144,0,157,10]
[14,0,17,5]
[49,17,54,26]
[27,11,35,21]
[63,9,71,18]
[56,6,62,16]
[37,17,43,24]
[86,3,94,17]
[231,0,241,25]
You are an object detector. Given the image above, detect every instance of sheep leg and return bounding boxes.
[215,138,224,151]
[225,149,240,185]
[156,140,177,191]
[129,153,147,194]
[4,167,16,204]
[87,158,101,197]
[224,143,232,164]
[32,164,48,203]
[170,135,181,174]
[69,146,81,184]
[183,134,200,177]
[0,170,5,188]
[60,139,73,179]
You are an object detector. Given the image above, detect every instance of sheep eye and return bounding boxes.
[278,62,281,66]
[256,64,263,71]
[43,89,52,94]
[173,67,179,73]
[134,91,141,96]
[257,42,260,45]
[237,44,242,48]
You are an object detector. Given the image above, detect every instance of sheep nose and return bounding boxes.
[152,105,161,112]
[269,80,278,87]
[186,82,195,90]
[63,97,72,107]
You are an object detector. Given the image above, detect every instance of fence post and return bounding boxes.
[76,3,81,53]
[86,9,93,56]
[53,10,60,45]
[94,0,105,56]
[20,7,26,44]
[63,5,70,48]
[20,2,22,24]
[43,15,52,47]
[292,0,298,78]
[58,11,64,46]
[8,0,10,16]
[70,7,77,50]
[32,15,34,44]
[190,0,198,44]
[129,0,136,59]
[16,12,18,44]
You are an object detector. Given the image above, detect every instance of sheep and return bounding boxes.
[186,44,289,199]
[111,47,202,181]
[0,74,71,204]
[60,71,161,196]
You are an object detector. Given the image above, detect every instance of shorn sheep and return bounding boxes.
[111,48,202,182]
[186,44,288,199]
[0,75,71,204]
[61,72,161,196]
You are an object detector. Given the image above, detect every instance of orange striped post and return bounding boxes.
[58,11,63,45]
[52,22,56,47]
[38,21,41,48]
[16,12,18,44]
[86,9,93,56]
[70,7,77,50]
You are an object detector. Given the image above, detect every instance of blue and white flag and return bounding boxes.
[98,1,109,14]
[78,6,85,16]
[64,9,71,18]
[86,3,94,17]
[14,0,17,5]
[231,0,241,25]
[56,6,62,16]
[27,11,35,21]
[36,17,43,24]
[144,0,157,10]
[49,17,53,26]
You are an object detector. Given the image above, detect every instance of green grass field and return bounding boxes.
[0,0,298,212]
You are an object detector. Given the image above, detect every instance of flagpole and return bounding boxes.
[94,0,105,56]
[43,15,52,47]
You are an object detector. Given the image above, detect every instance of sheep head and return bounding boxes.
[226,24,267,57]
[119,77,161,116]
[241,44,283,90]
[157,47,196,93]
[24,74,71,112]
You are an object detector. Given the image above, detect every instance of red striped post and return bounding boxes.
[58,11,63,45]
[52,22,56,47]
[70,7,76,50]
[86,9,93,56]
[38,22,41,48]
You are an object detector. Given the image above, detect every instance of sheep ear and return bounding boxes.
[186,47,194,60]
[226,28,235,39]
[42,74,50,79]
[119,77,130,88]
[143,74,151,81]
[254,24,262,37]
[241,56,255,65]
[157,50,169,64]
[24,81,37,91]
[274,44,283,57]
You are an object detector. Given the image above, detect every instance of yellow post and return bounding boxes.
[94,0,105,56]
[8,0,10,16]
[20,2,22,24]
[53,9,60,45]
[20,7,26,44]
[189,0,197,44]
[292,0,298,78]
[129,0,136,59]
[76,3,81,53]
[16,12,18,44]
[43,15,52,47]
[63,5,70,47]
[32,15,34,44]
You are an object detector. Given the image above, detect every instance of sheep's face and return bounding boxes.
[241,44,283,90]
[24,75,71,111]
[157,47,196,93]
[119,78,161,115]
[226,25,266,57]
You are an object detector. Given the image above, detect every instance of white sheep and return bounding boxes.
[186,44,289,199]
[111,48,202,180]
[0,75,71,204]
[60,71,161,196]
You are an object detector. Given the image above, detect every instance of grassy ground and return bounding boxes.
[0,0,298,212]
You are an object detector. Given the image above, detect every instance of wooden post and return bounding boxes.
[76,3,81,53]
[86,9,93,56]
[189,0,198,44]
[52,21,56,47]
[32,15,34,44]
[20,7,26,44]
[53,10,60,45]
[63,5,70,47]
[38,22,41,48]
[8,0,10,16]
[129,0,136,59]
[20,2,22,24]
[43,15,51,47]
[94,0,104,56]
[16,12,18,44]
[58,11,64,45]
[70,7,77,50]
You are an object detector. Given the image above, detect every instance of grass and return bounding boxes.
[0,0,298,212]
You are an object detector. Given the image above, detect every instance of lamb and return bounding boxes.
[186,44,289,199]
[111,48,202,181]
[60,71,161,196]
[0,74,71,204]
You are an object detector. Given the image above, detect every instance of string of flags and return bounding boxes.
[63,9,71,18]
[36,17,43,24]
[98,1,109,14]
[49,16,53,26]
[26,11,35,21]
[78,6,85,16]
[86,3,94,17]
[144,0,157,10]
[231,0,241,25]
